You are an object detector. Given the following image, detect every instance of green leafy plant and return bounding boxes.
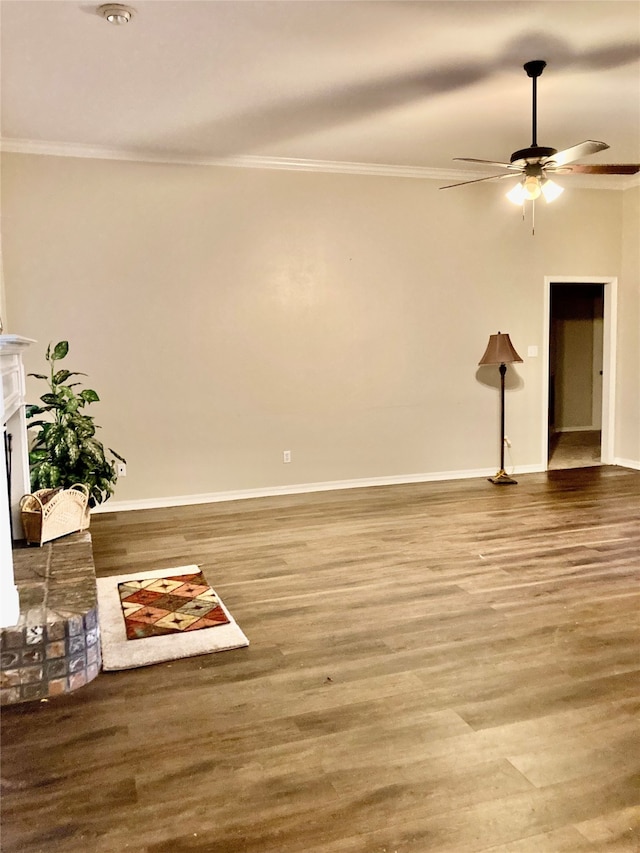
[26,340,125,506]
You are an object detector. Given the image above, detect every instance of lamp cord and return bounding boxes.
[504,440,516,477]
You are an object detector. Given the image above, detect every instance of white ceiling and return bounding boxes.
[1,1,639,183]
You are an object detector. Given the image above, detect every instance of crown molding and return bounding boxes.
[0,137,471,181]
[1,136,638,189]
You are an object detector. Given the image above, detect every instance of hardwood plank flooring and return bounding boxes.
[2,466,639,852]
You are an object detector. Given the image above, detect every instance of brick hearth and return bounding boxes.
[0,532,101,705]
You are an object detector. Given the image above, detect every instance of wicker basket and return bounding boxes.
[20,484,91,546]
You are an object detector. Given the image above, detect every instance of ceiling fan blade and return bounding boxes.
[543,140,609,167]
[453,157,519,170]
[551,163,640,175]
[440,173,517,190]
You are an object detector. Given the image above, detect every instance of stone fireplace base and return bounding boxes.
[0,532,101,705]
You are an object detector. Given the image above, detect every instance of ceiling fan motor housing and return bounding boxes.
[510,145,557,165]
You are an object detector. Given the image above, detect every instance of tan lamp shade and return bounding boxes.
[478,332,523,366]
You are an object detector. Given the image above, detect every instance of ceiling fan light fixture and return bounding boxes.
[523,175,542,200]
[540,178,564,202]
[505,182,526,205]
[506,172,564,205]
[506,182,524,205]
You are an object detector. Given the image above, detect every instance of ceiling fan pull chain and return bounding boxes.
[532,199,536,236]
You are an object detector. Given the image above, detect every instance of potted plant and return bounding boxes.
[26,340,125,508]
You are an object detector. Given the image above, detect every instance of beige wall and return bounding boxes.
[554,311,595,430]
[618,186,640,465]
[1,153,638,506]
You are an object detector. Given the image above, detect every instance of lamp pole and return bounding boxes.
[490,362,517,484]
[478,332,522,486]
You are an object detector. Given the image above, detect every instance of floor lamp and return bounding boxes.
[479,332,523,485]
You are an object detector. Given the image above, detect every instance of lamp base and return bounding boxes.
[488,469,518,485]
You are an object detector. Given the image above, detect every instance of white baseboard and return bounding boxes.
[613,458,640,471]
[92,463,546,514]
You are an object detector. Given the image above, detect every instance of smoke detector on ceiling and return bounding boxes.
[98,4,134,25]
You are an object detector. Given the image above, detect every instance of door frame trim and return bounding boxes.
[542,276,617,468]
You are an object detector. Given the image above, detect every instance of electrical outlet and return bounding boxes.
[283,450,291,463]
[116,462,127,477]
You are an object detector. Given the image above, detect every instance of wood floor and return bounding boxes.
[2,466,639,853]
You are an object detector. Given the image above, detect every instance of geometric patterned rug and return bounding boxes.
[97,566,249,671]
[118,570,230,640]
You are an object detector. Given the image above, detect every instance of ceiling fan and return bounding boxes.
[440,59,639,204]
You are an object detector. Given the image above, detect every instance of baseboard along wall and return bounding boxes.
[93,464,546,514]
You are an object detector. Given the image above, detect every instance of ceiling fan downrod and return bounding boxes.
[524,60,546,147]
[510,60,556,164]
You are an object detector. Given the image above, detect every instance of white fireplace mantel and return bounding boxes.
[1,334,35,627]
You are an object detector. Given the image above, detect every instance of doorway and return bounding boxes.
[542,277,617,471]
[548,284,603,468]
